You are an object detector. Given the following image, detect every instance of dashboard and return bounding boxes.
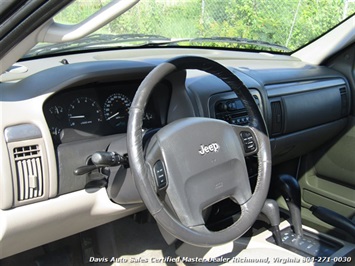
[43,80,171,145]
[0,48,353,259]
[0,0,354,260]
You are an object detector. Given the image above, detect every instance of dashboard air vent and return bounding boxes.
[271,100,283,135]
[14,145,40,158]
[13,145,44,201]
[4,124,49,209]
[339,87,348,116]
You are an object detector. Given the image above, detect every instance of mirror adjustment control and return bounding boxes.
[154,160,167,189]
[240,131,256,153]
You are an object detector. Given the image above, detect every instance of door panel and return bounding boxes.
[315,119,355,186]
[299,117,355,220]
[298,43,355,238]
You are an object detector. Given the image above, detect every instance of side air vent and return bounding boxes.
[13,145,44,201]
[4,124,49,208]
[14,145,40,158]
[271,100,283,135]
[339,87,348,116]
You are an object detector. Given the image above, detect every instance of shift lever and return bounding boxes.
[261,199,282,246]
[278,174,303,236]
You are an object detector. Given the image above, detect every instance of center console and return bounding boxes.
[267,226,343,258]
[235,221,354,266]
[174,220,354,265]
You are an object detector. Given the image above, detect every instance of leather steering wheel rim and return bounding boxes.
[127,56,271,247]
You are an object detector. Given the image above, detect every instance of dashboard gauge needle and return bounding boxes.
[70,115,85,119]
[107,112,122,120]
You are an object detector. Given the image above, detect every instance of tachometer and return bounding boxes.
[68,97,103,131]
[104,93,131,129]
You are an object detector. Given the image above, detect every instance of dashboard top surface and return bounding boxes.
[0,53,348,147]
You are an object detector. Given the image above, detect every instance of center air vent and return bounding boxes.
[339,87,349,116]
[13,145,44,201]
[270,100,283,135]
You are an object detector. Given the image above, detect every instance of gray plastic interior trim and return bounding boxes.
[271,119,347,165]
[4,123,42,142]
[266,78,346,97]
[0,188,144,259]
[57,134,125,195]
[1,61,155,101]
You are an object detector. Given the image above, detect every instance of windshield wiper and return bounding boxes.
[24,34,290,58]
[24,34,171,57]
[141,36,291,52]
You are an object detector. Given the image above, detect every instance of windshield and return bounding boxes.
[25,0,355,58]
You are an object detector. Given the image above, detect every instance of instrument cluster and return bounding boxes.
[43,80,169,145]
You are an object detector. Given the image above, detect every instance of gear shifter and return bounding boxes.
[261,199,282,246]
[278,174,303,236]
[265,175,344,257]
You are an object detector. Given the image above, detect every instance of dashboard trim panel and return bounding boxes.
[266,78,346,97]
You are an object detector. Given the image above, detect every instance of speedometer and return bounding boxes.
[68,97,103,131]
[104,93,131,129]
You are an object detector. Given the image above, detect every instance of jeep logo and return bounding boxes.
[198,143,220,155]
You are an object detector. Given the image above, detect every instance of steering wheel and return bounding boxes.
[127,56,271,247]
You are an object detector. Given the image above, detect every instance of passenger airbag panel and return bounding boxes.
[283,88,342,134]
